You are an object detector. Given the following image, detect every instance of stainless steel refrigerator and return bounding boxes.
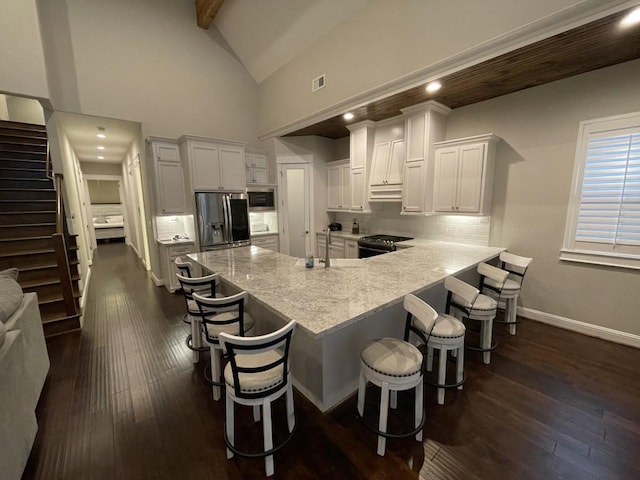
[195,192,250,250]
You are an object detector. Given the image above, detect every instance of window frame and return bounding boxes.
[560,111,640,270]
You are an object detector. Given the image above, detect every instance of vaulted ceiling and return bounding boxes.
[202,2,640,140]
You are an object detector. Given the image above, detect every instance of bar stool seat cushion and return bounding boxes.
[430,314,466,339]
[202,312,255,340]
[224,350,287,393]
[484,277,521,293]
[453,293,497,313]
[361,338,422,377]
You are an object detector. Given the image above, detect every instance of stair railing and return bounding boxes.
[45,142,53,180]
[52,173,79,320]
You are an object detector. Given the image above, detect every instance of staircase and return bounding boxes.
[0,120,82,336]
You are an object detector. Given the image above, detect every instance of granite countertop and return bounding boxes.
[157,238,195,246]
[188,240,504,338]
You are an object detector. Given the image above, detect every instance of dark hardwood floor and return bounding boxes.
[23,243,640,479]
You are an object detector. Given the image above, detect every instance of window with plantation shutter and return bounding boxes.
[561,112,640,270]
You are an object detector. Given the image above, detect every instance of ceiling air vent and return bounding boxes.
[312,74,326,93]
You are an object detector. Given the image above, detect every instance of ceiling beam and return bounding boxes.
[196,0,224,29]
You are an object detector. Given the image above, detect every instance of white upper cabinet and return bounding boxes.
[400,101,450,215]
[347,121,376,212]
[368,139,405,202]
[370,140,404,186]
[327,160,350,211]
[179,136,247,193]
[147,137,186,215]
[433,134,499,215]
[245,149,269,184]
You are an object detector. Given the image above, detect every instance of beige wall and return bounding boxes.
[257,0,629,136]
[0,0,49,99]
[57,0,259,143]
[2,96,45,124]
[444,59,640,336]
[80,162,122,176]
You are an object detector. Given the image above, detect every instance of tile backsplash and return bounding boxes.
[334,204,490,246]
[155,215,196,240]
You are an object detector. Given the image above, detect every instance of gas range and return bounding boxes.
[357,234,413,258]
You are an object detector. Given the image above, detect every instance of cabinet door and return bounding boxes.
[327,165,342,209]
[350,169,365,211]
[328,245,345,259]
[370,142,391,186]
[351,128,366,169]
[253,168,268,184]
[402,160,426,213]
[155,143,179,162]
[456,143,485,213]
[252,153,268,169]
[244,153,253,168]
[386,140,405,185]
[341,164,351,211]
[345,240,358,258]
[219,146,245,190]
[191,143,221,191]
[245,167,254,183]
[433,147,459,212]
[157,161,186,214]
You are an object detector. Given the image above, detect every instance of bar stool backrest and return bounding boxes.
[177,273,219,314]
[444,276,480,316]
[192,291,250,343]
[403,294,438,345]
[499,252,533,287]
[175,256,194,278]
[219,320,296,400]
[477,262,509,299]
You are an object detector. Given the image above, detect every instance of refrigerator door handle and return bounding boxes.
[221,195,229,243]
[225,195,234,243]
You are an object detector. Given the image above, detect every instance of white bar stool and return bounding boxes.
[481,252,532,335]
[176,273,221,364]
[404,294,465,405]
[218,320,297,477]
[192,290,255,401]
[445,269,505,365]
[357,298,426,456]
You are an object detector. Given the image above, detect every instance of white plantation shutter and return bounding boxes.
[562,112,640,269]
[576,132,640,246]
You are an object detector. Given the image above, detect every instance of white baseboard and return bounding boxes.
[518,306,640,349]
[80,266,92,310]
[151,272,165,287]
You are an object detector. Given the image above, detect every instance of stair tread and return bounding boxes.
[0,211,56,214]
[0,188,56,192]
[0,223,56,227]
[42,313,81,324]
[39,290,81,305]
[0,177,52,182]
[0,248,55,257]
[18,263,57,272]
[0,235,52,242]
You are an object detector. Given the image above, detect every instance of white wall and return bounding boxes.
[0,0,49,99]
[80,162,122,176]
[58,0,259,142]
[257,0,629,136]
[4,96,45,124]
[442,59,640,336]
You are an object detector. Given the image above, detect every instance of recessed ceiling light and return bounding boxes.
[97,145,105,150]
[97,156,104,160]
[96,133,106,139]
[620,6,640,28]
[426,81,442,93]
[343,112,354,121]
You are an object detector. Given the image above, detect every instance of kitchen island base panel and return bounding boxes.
[248,285,447,413]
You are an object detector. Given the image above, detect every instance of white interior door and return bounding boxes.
[278,163,311,257]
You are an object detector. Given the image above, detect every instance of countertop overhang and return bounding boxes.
[188,240,504,338]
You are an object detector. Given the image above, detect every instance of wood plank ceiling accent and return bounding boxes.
[196,0,225,29]
[286,8,640,139]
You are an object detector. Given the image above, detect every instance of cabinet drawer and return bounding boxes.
[168,245,194,256]
[329,237,345,248]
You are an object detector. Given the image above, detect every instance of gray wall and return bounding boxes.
[444,59,640,335]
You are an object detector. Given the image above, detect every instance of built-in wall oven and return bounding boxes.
[357,234,413,258]
[247,187,275,211]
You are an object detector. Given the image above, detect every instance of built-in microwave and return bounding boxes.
[247,188,275,211]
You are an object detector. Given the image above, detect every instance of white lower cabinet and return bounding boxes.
[345,240,358,259]
[160,243,196,292]
[251,235,279,252]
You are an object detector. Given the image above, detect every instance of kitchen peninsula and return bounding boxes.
[189,239,503,411]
